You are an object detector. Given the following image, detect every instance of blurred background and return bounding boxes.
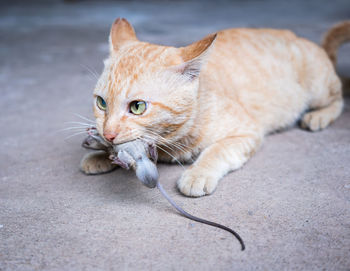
[1,1,349,270]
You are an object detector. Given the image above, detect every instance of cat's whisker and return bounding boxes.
[85,74,97,82]
[155,144,185,170]
[57,117,96,135]
[147,137,188,156]
[74,113,96,124]
[54,125,90,134]
[65,121,95,127]
[68,126,92,130]
[89,65,100,78]
[64,131,88,140]
[145,129,193,154]
[158,139,188,155]
[80,63,99,80]
[155,140,180,155]
[143,132,179,154]
[162,138,190,152]
[164,137,192,152]
[142,134,186,169]
[57,127,89,133]
[166,143,191,157]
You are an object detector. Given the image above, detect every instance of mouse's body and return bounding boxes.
[82,129,158,188]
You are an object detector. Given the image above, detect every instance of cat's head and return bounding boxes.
[93,18,216,146]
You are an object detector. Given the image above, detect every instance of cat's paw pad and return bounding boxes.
[301,111,333,132]
[80,151,117,175]
[177,169,218,197]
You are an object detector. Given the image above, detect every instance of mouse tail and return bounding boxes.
[156,181,245,251]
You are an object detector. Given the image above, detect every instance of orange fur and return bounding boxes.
[322,21,350,95]
[322,21,350,65]
[82,19,346,197]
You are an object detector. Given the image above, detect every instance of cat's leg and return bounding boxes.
[300,97,343,131]
[80,151,117,175]
[301,66,343,131]
[177,134,262,197]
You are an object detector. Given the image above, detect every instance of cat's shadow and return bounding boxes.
[95,163,183,206]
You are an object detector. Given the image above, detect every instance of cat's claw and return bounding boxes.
[177,169,218,197]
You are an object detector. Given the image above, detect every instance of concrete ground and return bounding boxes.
[1,0,350,270]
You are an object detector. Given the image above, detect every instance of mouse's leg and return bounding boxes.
[177,134,262,197]
[80,151,117,175]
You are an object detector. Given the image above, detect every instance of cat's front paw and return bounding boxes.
[177,168,219,197]
[80,151,117,175]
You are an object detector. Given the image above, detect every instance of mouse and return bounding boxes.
[82,127,245,250]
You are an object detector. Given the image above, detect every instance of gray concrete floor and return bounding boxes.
[1,0,350,270]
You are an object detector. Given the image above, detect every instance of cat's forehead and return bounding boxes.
[96,43,182,97]
[108,43,181,75]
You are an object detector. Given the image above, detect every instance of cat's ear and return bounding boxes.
[109,18,137,51]
[175,33,217,80]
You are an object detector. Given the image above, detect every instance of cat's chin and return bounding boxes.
[112,139,135,145]
[112,138,152,146]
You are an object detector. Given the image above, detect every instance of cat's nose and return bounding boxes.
[104,132,118,142]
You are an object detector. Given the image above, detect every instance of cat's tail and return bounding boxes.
[322,21,350,96]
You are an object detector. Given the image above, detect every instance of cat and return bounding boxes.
[81,18,349,197]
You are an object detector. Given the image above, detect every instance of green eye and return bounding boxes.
[130,101,146,115]
[96,96,106,111]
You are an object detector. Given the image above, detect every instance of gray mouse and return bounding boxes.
[82,127,245,250]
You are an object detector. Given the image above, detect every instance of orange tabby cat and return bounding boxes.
[81,18,348,197]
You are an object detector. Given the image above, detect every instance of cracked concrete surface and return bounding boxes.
[0,0,349,270]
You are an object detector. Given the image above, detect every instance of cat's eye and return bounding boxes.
[129,101,147,115]
[96,96,107,111]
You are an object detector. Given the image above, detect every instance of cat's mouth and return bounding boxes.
[84,126,157,162]
[111,138,137,145]
[87,127,141,146]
